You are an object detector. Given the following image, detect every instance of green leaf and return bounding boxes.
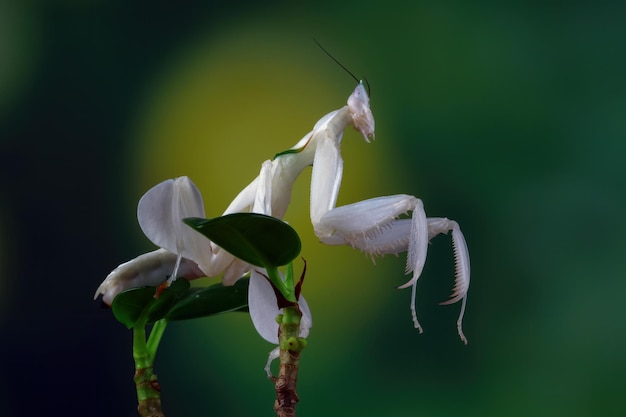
[112,279,190,329]
[166,278,250,321]
[184,213,301,268]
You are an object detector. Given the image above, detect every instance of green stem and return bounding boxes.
[274,306,306,417]
[133,323,151,370]
[284,262,295,293]
[134,366,163,417]
[132,316,166,417]
[146,319,168,360]
[267,266,297,303]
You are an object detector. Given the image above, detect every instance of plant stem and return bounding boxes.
[267,266,297,303]
[134,366,163,417]
[133,319,166,417]
[146,319,168,359]
[274,305,305,417]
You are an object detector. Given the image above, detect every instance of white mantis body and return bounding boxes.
[95,82,471,343]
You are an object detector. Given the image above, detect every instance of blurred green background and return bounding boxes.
[1,1,625,416]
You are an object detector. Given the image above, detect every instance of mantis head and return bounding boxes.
[348,82,375,143]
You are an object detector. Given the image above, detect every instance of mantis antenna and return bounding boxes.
[313,38,371,96]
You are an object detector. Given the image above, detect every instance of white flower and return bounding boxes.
[94,176,210,304]
[137,176,213,279]
[249,269,312,377]
[96,176,313,354]
[249,269,312,344]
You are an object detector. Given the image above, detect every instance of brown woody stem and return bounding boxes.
[134,367,164,417]
[273,306,306,417]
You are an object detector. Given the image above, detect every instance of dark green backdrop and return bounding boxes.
[1,1,625,416]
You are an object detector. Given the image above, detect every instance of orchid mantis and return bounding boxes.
[95,81,471,343]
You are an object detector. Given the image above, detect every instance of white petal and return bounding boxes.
[249,269,280,343]
[298,295,312,338]
[249,269,313,343]
[94,248,204,305]
[222,257,251,286]
[264,346,280,379]
[137,177,213,268]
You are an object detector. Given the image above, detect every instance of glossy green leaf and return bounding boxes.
[166,278,250,321]
[112,279,190,329]
[184,213,301,268]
